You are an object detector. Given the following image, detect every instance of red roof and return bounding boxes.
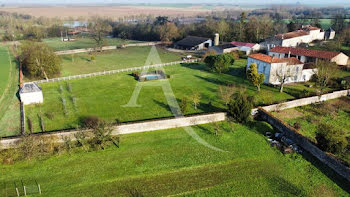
[275,30,309,40]
[269,46,341,60]
[231,41,256,48]
[249,53,302,65]
[302,25,320,31]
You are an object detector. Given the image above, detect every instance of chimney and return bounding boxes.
[214,33,219,46]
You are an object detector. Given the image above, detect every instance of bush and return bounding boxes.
[204,53,235,74]
[227,92,255,123]
[293,122,301,130]
[180,96,189,114]
[315,123,348,154]
[229,51,240,60]
[91,56,96,61]
[82,115,100,129]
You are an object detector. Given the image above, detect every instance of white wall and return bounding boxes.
[331,53,349,66]
[20,92,43,105]
[247,57,271,84]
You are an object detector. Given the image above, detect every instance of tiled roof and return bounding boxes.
[275,30,309,40]
[231,41,256,48]
[302,25,321,31]
[249,53,302,65]
[269,46,341,60]
[175,36,211,47]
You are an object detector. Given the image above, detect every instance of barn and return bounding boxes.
[174,36,212,50]
[19,83,44,105]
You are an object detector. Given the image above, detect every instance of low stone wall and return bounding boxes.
[258,108,350,183]
[0,112,226,150]
[251,89,350,114]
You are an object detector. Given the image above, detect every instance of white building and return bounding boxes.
[268,46,349,66]
[209,43,238,54]
[231,41,261,55]
[247,53,315,85]
[19,83,44,105]
[260,25,332,50]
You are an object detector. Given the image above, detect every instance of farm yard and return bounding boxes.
[0,45,20,137]
[272,97,350,164]
[42,37,142,51]
[0,121,348,196]
[58,46,183,76]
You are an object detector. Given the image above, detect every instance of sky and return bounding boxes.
[1,0,349,5]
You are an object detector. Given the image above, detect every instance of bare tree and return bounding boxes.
[217,84,236,106]
[191,92,201,110]
[89,16,112,52]
[275,66,296,93]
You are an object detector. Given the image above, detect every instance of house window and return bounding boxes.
[263,65,266,74]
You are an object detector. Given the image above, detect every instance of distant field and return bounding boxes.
[272,97,350,164]
[58,46,183,76]
[24,59,299,134]
[282,19,350,29]
[0,46,20,137]
[0,6,210,19]
[0,121,347,196]
[42,37,142,51]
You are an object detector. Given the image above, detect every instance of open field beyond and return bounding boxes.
[23,57,330,134]
[0,46,20,137]
[42,37,142,51]
[0,121,348,196]
[0,6,210,19]
[272,97,350,164]
[58,46,183,76]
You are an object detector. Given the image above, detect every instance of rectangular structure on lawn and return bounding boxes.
[19,83,43,105]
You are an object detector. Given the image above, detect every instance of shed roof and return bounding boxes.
[20,83,42,94]
[215,43,237,49]
[269,46,342,60]
[249,53,303,65]
[231,41,256,48]
[275,30,309,40]
[175,36,211,47]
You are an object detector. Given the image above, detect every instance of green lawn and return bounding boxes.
[42,37,142,51]
[24,58,301,134]
[0,121,347,196]
[282,19,350,29]
[0,46,20,137]
[272,97,350,163]
[59,46,183,76]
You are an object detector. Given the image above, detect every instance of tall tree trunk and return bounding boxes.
[257,85,261,92]
[280,83,284,93]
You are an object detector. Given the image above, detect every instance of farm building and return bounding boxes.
[247,53,316,85]
[209,43,237,54]
[260,25,330,50]
[268,46,349,66]
[231,41,261,55]
[325,27,336,40]
[19,83,44,105]
[174,36,212,50]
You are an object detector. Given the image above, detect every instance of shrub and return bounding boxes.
[45,112,55,120]
[229,51,240,60]
[315,123,348,154]
[91,56,96,61]
[227,92,255,123]
[293,122,301,130]
[180,96,189,114]
[204,53,235,74]
[82,115,100,129]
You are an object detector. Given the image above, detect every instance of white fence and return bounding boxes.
[31,59,200,84]
[54,41,170,55]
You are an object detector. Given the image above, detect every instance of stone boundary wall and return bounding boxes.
[0,113,226,150]
[251,89,350,114]
[30,59,200,84]
[54,41,169,55]
[258,107,350,183]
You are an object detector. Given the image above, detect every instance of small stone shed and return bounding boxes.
[19,83,44,105]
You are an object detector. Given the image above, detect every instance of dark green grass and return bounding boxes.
[59,46,183,76]
[42,37,142,51]
[0,121,347,196]
[0,46,20,137]
[272,97,350,163]
[24,59,298,133]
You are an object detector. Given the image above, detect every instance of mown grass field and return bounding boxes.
[282,19,350,29]
[42,37,142,51]
[272,97,350,163]
[24,58,303,133]
[59,46,183,76]
[0,46,20,137]
[0,121,348,196]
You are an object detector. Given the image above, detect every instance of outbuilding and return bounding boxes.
[19,83,44,105]
[174,36,212,50]
[209,43,238,54]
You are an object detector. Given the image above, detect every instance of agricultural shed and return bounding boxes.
[19,83,43,105]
